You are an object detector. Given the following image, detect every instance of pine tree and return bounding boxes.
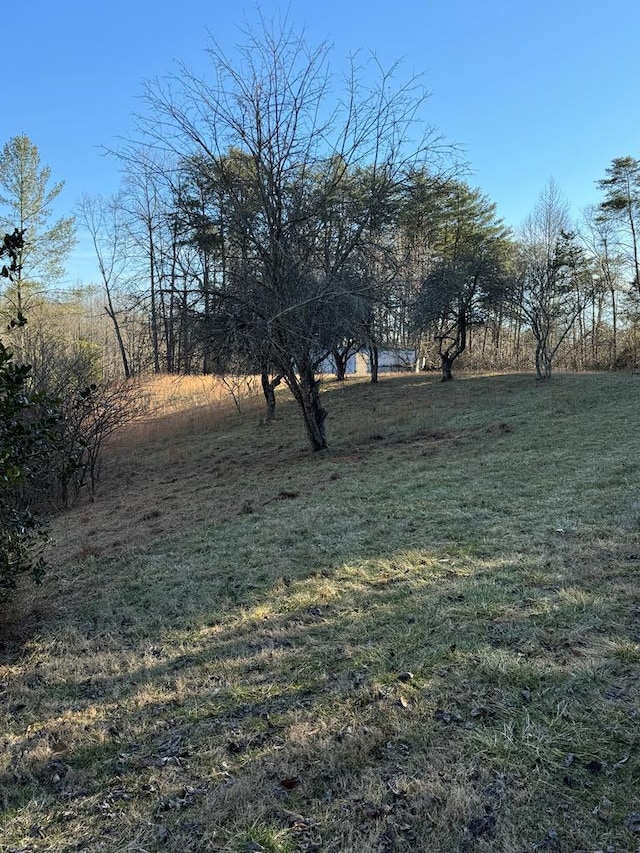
[0,134,76,313]
[597,156,640,292]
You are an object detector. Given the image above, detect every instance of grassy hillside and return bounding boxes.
[1,372,639,852]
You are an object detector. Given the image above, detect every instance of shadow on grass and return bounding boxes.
[2,535,639,852]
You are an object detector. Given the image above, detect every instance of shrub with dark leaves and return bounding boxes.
[0,326,62,598]
[0,231,62,599]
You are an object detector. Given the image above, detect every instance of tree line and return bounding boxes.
[2,23,640,457]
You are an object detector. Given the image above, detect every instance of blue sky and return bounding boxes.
[6,0,640,287]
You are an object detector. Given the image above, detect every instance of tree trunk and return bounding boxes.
[285,358,328,451]
[438,307,467,382]
[148,223,161,373]
[104,303,131,379]
[369,342,379,384]
[626,198,640,293]
[261,368,281,420]
[610,285,618,367]
[535,341,543,380]
[534,341,552,380]
[513,314,522,364]
[332,346,348,381]
[441,354,454,382]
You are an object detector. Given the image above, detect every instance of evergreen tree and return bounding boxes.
[410,179,511,380]
[0,135,76,313]
[597,156,640,293]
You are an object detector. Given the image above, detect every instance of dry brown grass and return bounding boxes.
[122,373,264,446]
[1,371,639,852]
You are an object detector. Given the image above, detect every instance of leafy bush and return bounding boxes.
[0,331,61,598]
[0,231,60,599]
[0,231,137,600]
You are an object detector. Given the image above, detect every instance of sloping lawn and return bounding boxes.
[1,372,639,852]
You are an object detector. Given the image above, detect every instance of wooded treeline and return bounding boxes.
[2,23,640,451]
[74,144,639,397]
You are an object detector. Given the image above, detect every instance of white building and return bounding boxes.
[318,348,416,376]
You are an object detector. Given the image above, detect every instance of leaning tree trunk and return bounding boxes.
[104,303,131,379]
[285,357,328,451]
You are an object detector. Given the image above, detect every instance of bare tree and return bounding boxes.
[117,149,172,374]
[77,193,135,378]
[580,205,626,367]
[509,181,592,380]
[137,17,442,450]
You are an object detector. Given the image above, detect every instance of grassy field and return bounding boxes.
[1,371,639,852]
